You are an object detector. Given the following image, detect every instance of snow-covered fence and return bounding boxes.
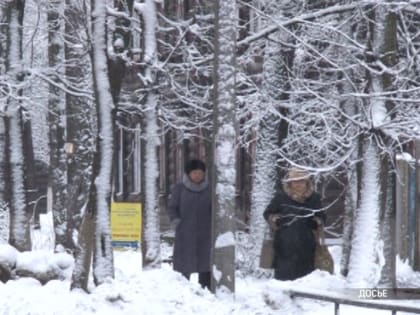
[288,288,420,315]
[396,145,420,269]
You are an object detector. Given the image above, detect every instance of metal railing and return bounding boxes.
[288,289,420,315]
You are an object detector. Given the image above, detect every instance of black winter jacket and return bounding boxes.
[263,191,325,280]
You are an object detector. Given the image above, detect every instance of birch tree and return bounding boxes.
[211,0,237,294]
[90,0,114,285]
[133,0,161,269]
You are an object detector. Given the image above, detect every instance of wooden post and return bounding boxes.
[396,156,410,261]
[414,140,420,270]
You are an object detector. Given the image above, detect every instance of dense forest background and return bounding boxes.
[1,0,420,294]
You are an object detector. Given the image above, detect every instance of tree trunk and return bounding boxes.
[0,116,8,243]
[0,6,7,237]
[134,0,161,269]
[338,48,358,276]
[340,170,356,276]
[65,0,94,240]
[141,93,161,268]
[90,0,115,285]
[211,0,237,295]
[348,4,395,287]
[5,0,31,252]
[377,5,398,287]
[71,157,98,291]
[414,140,420,270]
[22,118,37,227]
[48,0,72,252]
[347,136,382,287]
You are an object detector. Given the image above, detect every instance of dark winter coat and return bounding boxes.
[263,191,324,280]
[167,175,212,275]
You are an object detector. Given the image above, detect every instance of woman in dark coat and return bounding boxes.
[167,159,211,289]
[263,167,325,280]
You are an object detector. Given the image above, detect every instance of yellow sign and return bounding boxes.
[111,202,142,249]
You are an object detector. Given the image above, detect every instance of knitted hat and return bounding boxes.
[282,167,314,202]
[286,167,310,182]
[185,159,206,174]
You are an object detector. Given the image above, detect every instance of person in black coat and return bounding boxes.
[167,159,212,289]
[263,167,325,280]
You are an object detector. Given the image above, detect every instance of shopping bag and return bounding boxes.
[259,227,274,269]
[314,223,334,274]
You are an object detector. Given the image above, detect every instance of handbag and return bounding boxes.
[313,223,334,274]
[259,227,274,269]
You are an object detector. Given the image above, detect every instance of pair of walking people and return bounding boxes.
[167,159,325,288]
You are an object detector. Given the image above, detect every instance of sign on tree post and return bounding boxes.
[210,0,237,295]
[111,202,142,249]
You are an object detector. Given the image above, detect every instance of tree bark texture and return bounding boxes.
[5,0,32,252]
[65,0,94,243]
[211,0,237,295]
[90,0,115,285]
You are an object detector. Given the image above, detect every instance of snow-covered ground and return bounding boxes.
[1,213,420,315]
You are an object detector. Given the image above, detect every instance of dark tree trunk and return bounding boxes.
[47,0,73,252]
[5,0,32,252]
[65,0,94,244]
[378,6,398,287]
[71,153,98,291]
